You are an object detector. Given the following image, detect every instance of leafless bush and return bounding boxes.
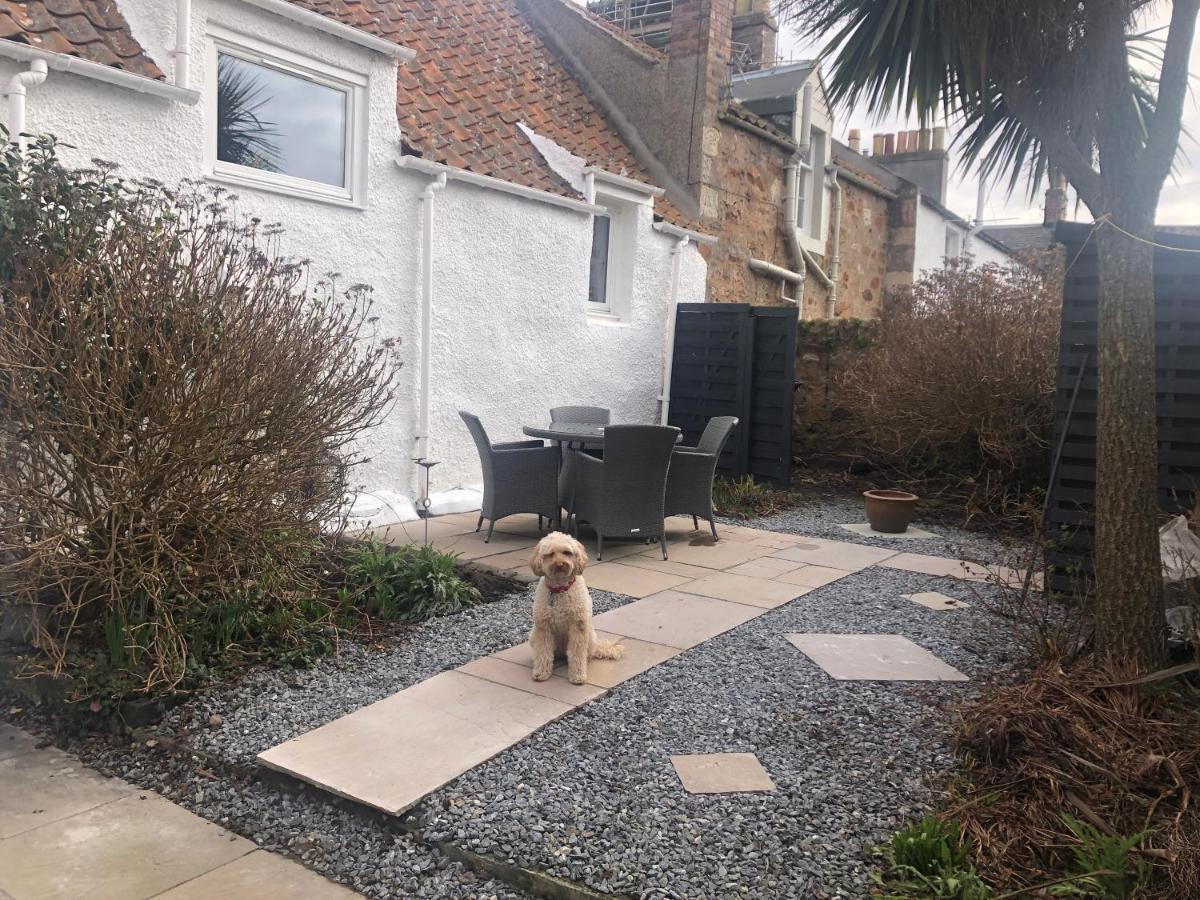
[0,137,400,692]
[837,258,1062,520]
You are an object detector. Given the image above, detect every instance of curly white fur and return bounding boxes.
[528,532,624,684]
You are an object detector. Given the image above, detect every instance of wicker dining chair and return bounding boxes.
[664,416,739,542]
[550,406,610,508]
[571,424,680,560]
[549,406,610,425]
[460,411,560,541]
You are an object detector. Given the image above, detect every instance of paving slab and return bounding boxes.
[431,530,540,561]
[773,564,854,588]
[155,849,360,899]
[770,539,899,571]
[0,723,37,761]
[469,547,539,582]
[582,562,694,598]
[681,571,811,609]
[903,591,971,611]
[0,747,131,839]
[640,539,771,570]
[839,523,938,540]
[257,671,571,815]
[878,552,991,580]
[724,557,804,579]
[494,631,681,689]
[361,518,475,546]
[670,753,776,794]
[613,555,717,581]
[458,656,606,705]
[0,792,253,900]
[783,634,969,682]
[592,591,763,649]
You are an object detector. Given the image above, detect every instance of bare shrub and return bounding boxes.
[0,136,400,693]
[837,258,1062,521]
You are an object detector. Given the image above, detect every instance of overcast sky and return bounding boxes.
[777,7,1200,226]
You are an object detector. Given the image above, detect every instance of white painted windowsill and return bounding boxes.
[587,308,628,326]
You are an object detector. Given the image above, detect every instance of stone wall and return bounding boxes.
[830,181,890,319]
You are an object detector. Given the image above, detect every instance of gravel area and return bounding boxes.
[422,566,1026,898]
[736,496,1021,563]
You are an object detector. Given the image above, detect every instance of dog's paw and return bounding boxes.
[531,670,552,682]
[567,673,586,685]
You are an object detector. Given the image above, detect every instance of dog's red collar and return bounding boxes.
[546,578,575,595]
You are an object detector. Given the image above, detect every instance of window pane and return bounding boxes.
[216,53,347,188]
[589,215,610,304]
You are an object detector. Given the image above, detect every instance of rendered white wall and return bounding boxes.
[0,0,707,505]
[914,198,1012,276]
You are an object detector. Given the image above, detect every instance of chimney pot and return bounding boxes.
[848,128,861,153]
[918,128,931,151]
[932,126,946,151]
[883,133,896,155]
[906,129,920,152]
[872,134,885,156]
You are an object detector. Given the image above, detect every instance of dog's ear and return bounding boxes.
[569,535,588,573]
[528,544,545,577]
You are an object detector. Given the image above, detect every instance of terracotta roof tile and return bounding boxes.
[0,0,163,78]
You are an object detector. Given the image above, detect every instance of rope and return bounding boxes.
[1092,213,1200,253]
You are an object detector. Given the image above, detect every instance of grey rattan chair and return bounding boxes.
[549,406,610,425]
[460,411,560,541]
[664,416,739,542]
[571,424,680,560]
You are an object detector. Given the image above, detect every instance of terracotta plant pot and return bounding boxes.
[863,489,919,534]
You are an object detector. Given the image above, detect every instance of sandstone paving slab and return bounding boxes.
[770,539,899,571]
[592,591,763,649]
[724,557,804,579]
[0,792,253,900]
[431,530,539,561]
[0,745,132,839]
[903,591,971,611]
[612,555,716,581]
[494,631,681,689]
[784,634,969,682]
[878,552,991,580]
[582,562,694,598]
[773,564,854,588]
[681,571,811,609]
[458,656,607,706]
[257,671,571,815]
[469,547,539,582]
[639,539,771,570]
[0,723,37,761]
[670,753,776,794]
[155,849,360,899]
[360,518,474,547]
[839,522,938,540]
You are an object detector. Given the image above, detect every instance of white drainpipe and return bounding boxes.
[4,59,48,149]
[659,234,691,425]
[416,173,447,473]
[174,0,192,90]
[824,168,843,318]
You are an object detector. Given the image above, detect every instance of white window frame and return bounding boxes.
[944,226,964,264]
[204,25,369,208]
[792,85,832,254]
[587,181,645,323]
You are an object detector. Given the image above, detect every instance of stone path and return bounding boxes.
[259,513,1016,817]
[0,723,358,900]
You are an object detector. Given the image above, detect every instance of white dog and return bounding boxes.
[527,532,624,684]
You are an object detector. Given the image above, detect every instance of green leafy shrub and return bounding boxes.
[341,539,481,622]
[877,816,992,899]
[1050,816,1151,899]
[0,135,400,695]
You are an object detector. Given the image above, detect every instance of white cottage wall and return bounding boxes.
[0,0,708,507]
[914,199,1012,276]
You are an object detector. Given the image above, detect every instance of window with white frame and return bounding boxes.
[207,29,367,205]
[944,226,964,264]
[587,185,640,319]
[588,213,611,307]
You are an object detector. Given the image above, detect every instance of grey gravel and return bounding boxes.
[423,567,1026,898]
[734,496,1021,563]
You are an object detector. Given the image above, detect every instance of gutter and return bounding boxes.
[239,0,416,60]
[0,41,199,104]
[3,59,47,148]
[653,221,718,245]
[396,155,604,216]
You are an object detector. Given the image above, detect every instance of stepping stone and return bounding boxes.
[773,564,853,588]
[783,634,968,682]
[154,849,358,899]
[0,747,131,839]
[458,656,606,705]
[0,723,37,761]
[771,539,898,572]
[0,792,252,900]
[582,562,694,598]
[495,631,681,688]
[592,591,762,649]
[681,571,811,609]
[904,591,970,611]
[725,557,804,579]
[839,522,937,540]
[257,671,571,815]
[640,539,770,570]
[670,753,776,794]
[878,552,991,580]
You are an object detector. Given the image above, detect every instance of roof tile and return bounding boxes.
[0,0,163,78]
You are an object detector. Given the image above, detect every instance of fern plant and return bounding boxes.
[1050,816,1151,899]
[877,816,992,900]
[341,539,481,622]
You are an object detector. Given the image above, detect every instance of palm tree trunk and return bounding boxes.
[1092,205,1166,670]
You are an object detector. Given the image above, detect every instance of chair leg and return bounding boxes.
[709,517,719,542]
[538,514,543,530]
[485,521,495,543]
[692,514,699,531]
[661,536,669,560]
[597,533,603,561]
[475,514,484,533]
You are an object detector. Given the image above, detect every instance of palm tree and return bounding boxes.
[779,0,1200,671]
[216,55,281,172]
